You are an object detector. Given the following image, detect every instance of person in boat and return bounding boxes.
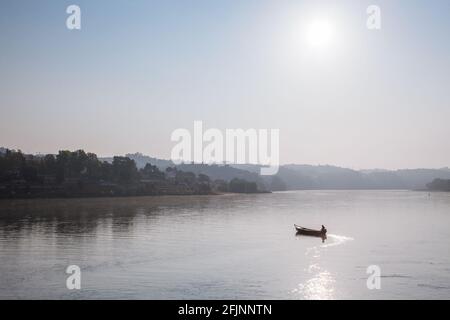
[321,225,327,234]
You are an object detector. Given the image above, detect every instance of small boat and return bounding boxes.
[294,224,327,237]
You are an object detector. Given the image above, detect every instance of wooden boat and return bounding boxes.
[294,224,327,237]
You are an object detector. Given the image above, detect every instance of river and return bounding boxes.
[1,190,449,299]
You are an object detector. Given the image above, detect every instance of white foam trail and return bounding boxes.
[321,234,354,248]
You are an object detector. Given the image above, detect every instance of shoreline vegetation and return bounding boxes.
[1,147,449,200]
[0,149,269,200]
[427,179,450,192]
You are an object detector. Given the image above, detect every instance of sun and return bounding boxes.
[306,19,335,48]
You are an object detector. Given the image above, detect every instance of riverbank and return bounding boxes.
[0,185,271,200]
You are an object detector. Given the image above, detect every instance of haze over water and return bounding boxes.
[1,190,450,299]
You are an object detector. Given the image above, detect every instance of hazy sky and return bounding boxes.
[1,0,450,169]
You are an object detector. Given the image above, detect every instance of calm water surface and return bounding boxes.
[1,190,450,299]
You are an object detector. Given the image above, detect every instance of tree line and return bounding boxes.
[0,149,263,198]
[427,179,450,192]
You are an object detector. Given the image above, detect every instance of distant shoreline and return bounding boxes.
[4,188,450,202]
[0,190,272,201]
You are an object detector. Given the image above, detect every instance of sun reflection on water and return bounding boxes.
[292,234,353,300]
[294,264,336,300]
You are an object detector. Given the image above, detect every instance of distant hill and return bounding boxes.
[125,153,174,170]
[124,155,450,191]
[96,154,450,191]
[100,153,174,170]
[283,164,366,189]
[276,165,450,190]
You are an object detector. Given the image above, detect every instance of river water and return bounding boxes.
[0,190,449,299]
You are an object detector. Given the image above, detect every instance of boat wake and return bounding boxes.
[304,234,353,257]
[321,234,354,248]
